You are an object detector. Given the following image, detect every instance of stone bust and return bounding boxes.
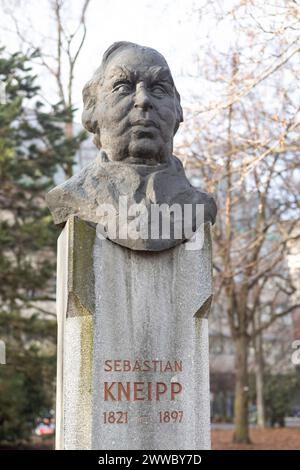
[46,41,217,251]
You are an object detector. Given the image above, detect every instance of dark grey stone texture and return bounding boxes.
[46,42,217,251]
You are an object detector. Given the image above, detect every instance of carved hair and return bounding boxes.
[82,41,183,149]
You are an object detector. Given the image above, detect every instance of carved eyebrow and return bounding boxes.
[107,65,173,81]
[147,66,174,85]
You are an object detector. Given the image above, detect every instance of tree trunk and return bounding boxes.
[64,121,74,179]
[233,334,251,443]
[254,320,266,428]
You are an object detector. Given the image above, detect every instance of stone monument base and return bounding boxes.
[55,216,212,450]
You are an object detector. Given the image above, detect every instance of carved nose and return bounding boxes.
[134,86,153,110]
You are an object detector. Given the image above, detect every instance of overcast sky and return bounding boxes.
[1,0,235,116]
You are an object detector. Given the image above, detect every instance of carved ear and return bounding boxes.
[174,88,183,135]
[93,132,101,149]
[82,80,98,134]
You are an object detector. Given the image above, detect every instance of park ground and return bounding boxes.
[212,427,300,450]
[1,426,299,450]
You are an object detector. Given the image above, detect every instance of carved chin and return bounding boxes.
[128,138,160,160]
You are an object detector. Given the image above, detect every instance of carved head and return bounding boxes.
[82,41,183,165]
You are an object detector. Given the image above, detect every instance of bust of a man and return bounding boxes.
[46,41,217,251]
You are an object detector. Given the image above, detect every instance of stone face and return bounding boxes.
[46,42,217,251]
[56,217,212,450]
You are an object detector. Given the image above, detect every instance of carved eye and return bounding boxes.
[113,81,132,94]
[151,84,167,95]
